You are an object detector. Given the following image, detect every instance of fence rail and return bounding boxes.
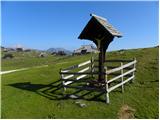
[60,57,137,104]
[60,59,93,87]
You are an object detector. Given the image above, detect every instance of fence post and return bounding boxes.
[60,69,66,92]
[132,58,136,83]
[91,57,94,78]
[105,67,110,104]
[121,62,124,93]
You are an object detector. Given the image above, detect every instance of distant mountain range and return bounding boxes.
[47,48,72,55]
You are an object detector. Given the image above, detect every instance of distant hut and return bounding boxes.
[39,52,47,57]
[16,47,23,52]
[74,44,98,55]
[57,51,66,56]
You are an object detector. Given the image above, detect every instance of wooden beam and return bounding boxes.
[108,75,134,93]
[106,60,137,74]
[60,72,105,75]
[62,60,91,71]
[107,68,136,84]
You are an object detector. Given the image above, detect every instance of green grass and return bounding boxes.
[1,47,159,118]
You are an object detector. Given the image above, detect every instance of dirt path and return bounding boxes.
[1,65,48,75]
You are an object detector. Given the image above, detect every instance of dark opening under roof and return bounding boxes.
[78,14,122,41]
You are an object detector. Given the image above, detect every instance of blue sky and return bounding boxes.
[2,1,158,51]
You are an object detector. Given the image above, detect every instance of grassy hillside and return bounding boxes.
[1,47,159,118]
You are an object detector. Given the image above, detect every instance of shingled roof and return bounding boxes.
[78,14,122,41]
[92,14,122,37]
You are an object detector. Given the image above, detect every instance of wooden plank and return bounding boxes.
[76,67,89,80]
[61,60,91,71]
[78,60,91,67]
[105,67,110,104]
[63,67,90,85]
[106,60,136,74]
[78,67,90,73]
[60,72,104,75]
[91,57,94,78]
[63,74,74,79]
[94,65,133,70]
[108,75,134,93]
[132,58,137,82]
[121,62,124,93]
[77,75,87,80]
[107,68,136,83]
[60,69,66,91]
[64,81,73,85]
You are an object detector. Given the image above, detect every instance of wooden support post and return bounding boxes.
[121,62,124,93]
[60,69,66,92]
[105,67,109,104]
[132,58,136,83]
[98,46,105,82]
[91,57,94,78]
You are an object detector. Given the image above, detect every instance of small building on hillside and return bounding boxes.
[16,47,23,52]
[73,44,98,55]
[56,51,66,56]
[39,52,47,57]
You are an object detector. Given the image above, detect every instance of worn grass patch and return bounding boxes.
[117,104,135,119]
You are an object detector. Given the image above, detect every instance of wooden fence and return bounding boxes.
[60,58,137,103]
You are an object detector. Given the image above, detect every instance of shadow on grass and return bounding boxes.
[7,78,107,103]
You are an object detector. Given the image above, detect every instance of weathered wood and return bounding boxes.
[121,62,124,93]
[107,68,136,84]
[90,57,94,78]
[94,65,134,70]
[78,60,91,67]
[132,58,136,83]
[60,72,105,75]
[106,60,136,74]
[76,67,90,80]
[63,67,90,85]
[108,75,134,93]
[77,74,87,80]
[60,58,137,104]
[60,69,66,91]
[63,74,74,80]
[78,67,90,73]
[62,60,91,71]
[105,67,109,104]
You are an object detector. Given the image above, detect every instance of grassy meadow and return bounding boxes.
[1,47,159,118]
